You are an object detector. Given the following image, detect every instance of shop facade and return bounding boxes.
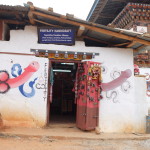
[0,3,150,133]
[0,25,148,133]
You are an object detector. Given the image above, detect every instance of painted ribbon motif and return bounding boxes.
[0,61,39,97]
[106,90,118,103]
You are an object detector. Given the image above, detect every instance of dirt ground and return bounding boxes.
[0,123,150,150]
[1,135,150,150]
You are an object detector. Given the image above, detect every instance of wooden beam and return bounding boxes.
[123,21,134,30]
[107,36,116,46]
[133,48,138,53]
[0,10,26,16]
[33,19,61,27]
[1,20,26,25]
[28,11,35,24]
[76,37,84,41]
[126,41,137,48]
[48,7,53,12]
[15,14,22,20]
[31,11,150,46]
[111,0,126,2]
[27,1,35,10]
[77,26,85,37]
[83,36,109,45]
[113,42,130,47]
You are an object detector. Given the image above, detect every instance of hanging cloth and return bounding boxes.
[49,67,54,103]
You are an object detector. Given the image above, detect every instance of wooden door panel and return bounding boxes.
[86,107,99,130]
[76,61,101,131]
[76,105,86,130]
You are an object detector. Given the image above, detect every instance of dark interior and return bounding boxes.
[49,62,78,123]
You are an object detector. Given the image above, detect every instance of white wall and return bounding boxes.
[0,55,48,127]
[134,77,147,133]
[139,68,150,110]
[0,26,145,133]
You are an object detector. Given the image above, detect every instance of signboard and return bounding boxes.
[38,28,75,45]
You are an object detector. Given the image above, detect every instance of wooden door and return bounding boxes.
[76,61,101,130]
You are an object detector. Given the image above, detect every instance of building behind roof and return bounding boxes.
[87,0,150,68]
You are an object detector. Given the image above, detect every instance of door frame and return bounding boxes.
[46,59,81,125]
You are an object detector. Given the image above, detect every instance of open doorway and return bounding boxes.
[49,61,78,125]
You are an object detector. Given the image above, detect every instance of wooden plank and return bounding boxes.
[1,20,26,25]
[30,11,150,46]
[0,21,3,40]
[0,10,26,15]
[83,36,109,45]
[28,11,35,24]
[111,0,126,2]
[133,49,138,53]
[123,21,134,30]
[33,19,61,27]
[77,26,85,37]
[113,42,131,47]
[126,41,137,48]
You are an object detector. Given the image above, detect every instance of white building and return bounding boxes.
[0,3,150,133]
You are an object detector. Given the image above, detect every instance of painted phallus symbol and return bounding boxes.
[0,61,40,94]
[101,69,132,91]
[0,71,10,93]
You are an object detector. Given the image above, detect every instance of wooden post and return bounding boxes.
[148,50,150,67]
[147,24,150,33]
[0,20,3,40]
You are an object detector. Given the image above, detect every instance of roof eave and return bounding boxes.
[86,0,100,21]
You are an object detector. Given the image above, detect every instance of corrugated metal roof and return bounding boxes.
[0,4,29,28]
[0,4,29,12]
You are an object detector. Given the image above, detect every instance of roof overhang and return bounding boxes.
[87,0,150,25]
[0,3,150,52]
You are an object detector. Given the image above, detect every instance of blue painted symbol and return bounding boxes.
[11,64,37,98]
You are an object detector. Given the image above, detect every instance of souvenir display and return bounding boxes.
[75,61,102,107]
[75,61,102,130]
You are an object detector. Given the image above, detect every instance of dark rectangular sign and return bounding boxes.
[38,28,75,45]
